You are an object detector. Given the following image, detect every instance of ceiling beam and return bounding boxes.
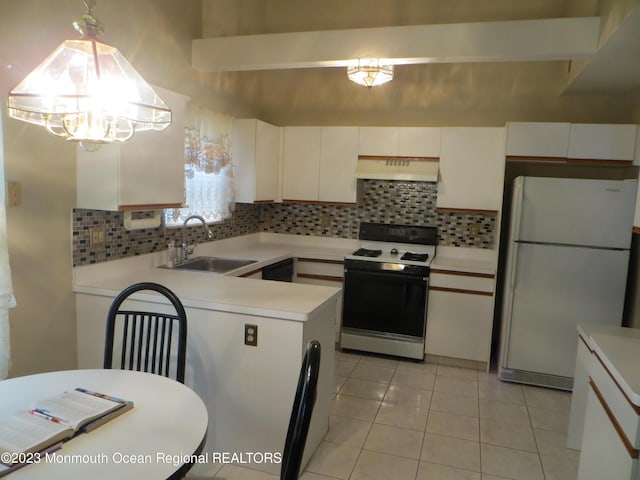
[193,17,600,72]
[564,6,640,94]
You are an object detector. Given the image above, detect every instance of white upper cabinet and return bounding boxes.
[233,119,280,203]
[282,126,322,202]
[398,127,442,157]
[568,123,637,160]
[437,127,505,211]
[505,122,570,157]
[283,126,358,203]
[358,127,441,157]
[319,127,359,203]
[506,122,637,161]
[358,127,399,156]
[77,87,189,211]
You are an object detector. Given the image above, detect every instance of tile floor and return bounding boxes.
[205,349,579,480]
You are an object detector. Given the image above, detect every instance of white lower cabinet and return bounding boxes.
[425,270,495,367]
[577,332,640,479]
[567,334,592,450]
[295,258,344,342]
[579,384,638,480]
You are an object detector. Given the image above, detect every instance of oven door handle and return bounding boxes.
[345,268,429,285]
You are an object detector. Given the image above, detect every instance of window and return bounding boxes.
[164,106,236,226]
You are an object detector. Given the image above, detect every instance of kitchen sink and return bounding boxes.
[167,256,257,274]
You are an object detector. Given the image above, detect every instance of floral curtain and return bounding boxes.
[165,106,236,226]
[0,112,15,379]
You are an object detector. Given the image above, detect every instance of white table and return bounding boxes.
[0,369,208,479]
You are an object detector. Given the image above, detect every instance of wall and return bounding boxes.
[72,180,495,266]
[0,0,242,377]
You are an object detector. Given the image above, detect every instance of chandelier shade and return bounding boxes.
[347,58,394,87]
[7,1,171,148]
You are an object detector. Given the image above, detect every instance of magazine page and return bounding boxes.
[0,412,71,459]
[34,388,127,430]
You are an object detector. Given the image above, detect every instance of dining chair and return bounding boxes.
[281,340,322,480]
[103,282,188,384]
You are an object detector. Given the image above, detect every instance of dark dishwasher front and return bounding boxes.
[262,258,294,282]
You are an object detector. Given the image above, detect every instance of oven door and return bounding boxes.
[342,264,428,339]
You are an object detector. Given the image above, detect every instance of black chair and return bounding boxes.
[103,282,187,384]
[281,340,321,480]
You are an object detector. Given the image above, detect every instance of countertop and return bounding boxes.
[430,246,497,275]
[73,233,352,322]
[74,233,498,320]
[577,323,640,406]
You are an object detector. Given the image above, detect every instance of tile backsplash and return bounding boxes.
[73,180,496,266]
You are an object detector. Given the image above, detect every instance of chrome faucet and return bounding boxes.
[179,215,214,263]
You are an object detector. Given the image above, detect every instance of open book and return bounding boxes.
[0,388,133,465]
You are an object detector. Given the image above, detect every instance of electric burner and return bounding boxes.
[401,252,430,262]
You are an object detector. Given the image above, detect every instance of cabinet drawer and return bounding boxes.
[430,269,494,294]
[296,258,344,282]
[589,349,640,450]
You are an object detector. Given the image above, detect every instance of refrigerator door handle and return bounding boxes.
[509,176,525,242]
[499,176,524,371]
[499,239,519,368]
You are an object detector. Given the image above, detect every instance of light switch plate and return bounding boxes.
[6,182,21,207]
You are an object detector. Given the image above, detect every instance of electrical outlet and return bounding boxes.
[89,227,105,248]
[320,213,331,227]
[468,223,480,237]
[244,324,258,346]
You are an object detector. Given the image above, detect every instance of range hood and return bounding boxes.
[355,156,439,182]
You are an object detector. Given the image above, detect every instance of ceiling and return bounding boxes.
[194,0,640,125]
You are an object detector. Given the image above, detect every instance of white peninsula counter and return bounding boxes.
[73,233,349,476]
[568,324,640,479]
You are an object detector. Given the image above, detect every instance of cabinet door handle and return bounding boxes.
[429,286,493,296]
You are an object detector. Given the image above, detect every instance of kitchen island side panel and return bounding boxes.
[76,292,336,476]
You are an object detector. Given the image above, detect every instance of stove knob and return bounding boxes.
[390,248,398,255]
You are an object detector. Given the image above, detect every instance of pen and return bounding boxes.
[29,409,61,423]
[36,408,69,423]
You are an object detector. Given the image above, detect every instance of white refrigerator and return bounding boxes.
[498,176,638,390]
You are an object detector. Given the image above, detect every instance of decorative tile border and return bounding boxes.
[73,180,496,266]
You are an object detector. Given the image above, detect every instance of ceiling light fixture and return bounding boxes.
[347,58,394,87]
[7,0,171,151]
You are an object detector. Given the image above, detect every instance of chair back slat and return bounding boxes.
[164,319,174,377]
[104,283,188,383]
[120,314,130,370]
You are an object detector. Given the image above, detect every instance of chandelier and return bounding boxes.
[7,0,171,150]
[347,58,394,87]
